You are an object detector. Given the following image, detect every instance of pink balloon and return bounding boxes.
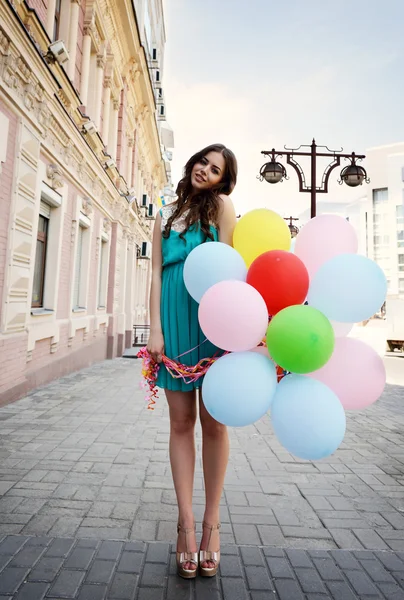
[308,337,386,410]
[250,345,271,358]
[198,281,268,352]
[295,215,358,278]
[331,320,353,337]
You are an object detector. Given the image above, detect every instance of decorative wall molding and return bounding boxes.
[46,163,64,189]
[81,197,93,217]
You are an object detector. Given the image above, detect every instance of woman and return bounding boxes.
[147,143,238,578]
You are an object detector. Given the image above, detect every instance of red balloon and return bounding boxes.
[247,250,309,315]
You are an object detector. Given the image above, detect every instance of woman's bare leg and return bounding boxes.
[166,389,197,570]
[199,393,229,568]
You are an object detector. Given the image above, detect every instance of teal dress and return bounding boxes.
[156,205,221,391]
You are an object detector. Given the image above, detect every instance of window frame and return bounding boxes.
[53,0,62,41]
[32,213,49,308]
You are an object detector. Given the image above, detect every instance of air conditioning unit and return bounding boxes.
[141,194,148,207]
[140,241,151,259]
[146,203,156,219]
[151,47,159,64]
[157,104,165,121]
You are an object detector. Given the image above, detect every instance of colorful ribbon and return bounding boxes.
[137,345,288,411]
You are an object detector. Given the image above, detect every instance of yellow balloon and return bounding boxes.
[233,209,291,267]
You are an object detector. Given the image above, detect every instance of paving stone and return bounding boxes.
[137,589,164,600]
[49,569,86,598]
[0,568,30,594]
[195,576,221,600]
[13,582,49,600]
[117,552,143,574]
[108,573,138,599]
[76,585,107,600]
[139,563,166,587]
[377,582,404,599]
[375,551,404,572]
[45,538,75,558]
[28,557,64,582]
[311,557,344,581]
[125,542,145,553]
[330,550,361,571]
[295,567,327,594]
[219,554,243,578]
[353,529,390,550]
[325,580,359,600]
[232,524,260,545]
[24,538,50,548]
[221,577,249,600]
[9,545,45,567]
[95,541,123,561]
[239,547,264,566]
[266,556,295,579]
[145,543,169,564]
[76,539,99,550]
[85,560,115,584]
[274,579,305,600]
[64,548,95,570]
[244,565,273,591]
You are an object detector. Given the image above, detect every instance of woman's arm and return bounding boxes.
[217,194,237,246]
[147,211,165,361]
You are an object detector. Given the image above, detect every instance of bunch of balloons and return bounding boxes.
[183,209,387,461]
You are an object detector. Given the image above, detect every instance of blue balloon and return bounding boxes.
[271,375,346,460]
[202,352,277,427]
[184,242,247,303]
[307,253,387,323]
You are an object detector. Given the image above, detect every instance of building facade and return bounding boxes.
[0,0,173,404]
[360,143,404,298]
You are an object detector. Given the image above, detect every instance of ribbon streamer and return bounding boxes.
[137,345,288,410]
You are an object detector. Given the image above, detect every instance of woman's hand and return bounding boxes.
[147,330,165,363]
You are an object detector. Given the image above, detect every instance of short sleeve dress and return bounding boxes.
[156,204,222,392]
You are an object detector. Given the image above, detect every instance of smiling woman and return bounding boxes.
[147,143,238,579]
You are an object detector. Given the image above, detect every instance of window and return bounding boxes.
[398,255,404,272]
[53,0,62,41]
[98,239,108,308]
[373,188,388,206]
[73,225,84,309]
[399,278,404,293]
[32,204,50,308]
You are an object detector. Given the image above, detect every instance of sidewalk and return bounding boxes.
[0,358,404,599]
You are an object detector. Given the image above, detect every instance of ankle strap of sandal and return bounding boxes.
[177,523,196,534]
[202,521,221,530]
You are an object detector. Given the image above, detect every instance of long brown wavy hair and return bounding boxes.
[162,144,238,241]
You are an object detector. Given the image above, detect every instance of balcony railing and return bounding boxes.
[133,324,150,347]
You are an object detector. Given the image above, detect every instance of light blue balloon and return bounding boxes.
[307,253,387,323]
[271,375,346,460]
[184,242,247,303]
[202,352,277,427]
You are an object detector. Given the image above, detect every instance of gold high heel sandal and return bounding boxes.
[176,523,198,579]
[199,522,221,577]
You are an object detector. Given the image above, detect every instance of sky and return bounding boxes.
[161,0,404,220]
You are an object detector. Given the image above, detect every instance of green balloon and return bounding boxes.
[266,305,335,374]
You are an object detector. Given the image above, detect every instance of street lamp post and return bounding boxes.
[284,216,299,238]
[258,139,369,218]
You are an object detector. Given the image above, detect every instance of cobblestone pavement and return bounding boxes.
[0,358,403,599]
